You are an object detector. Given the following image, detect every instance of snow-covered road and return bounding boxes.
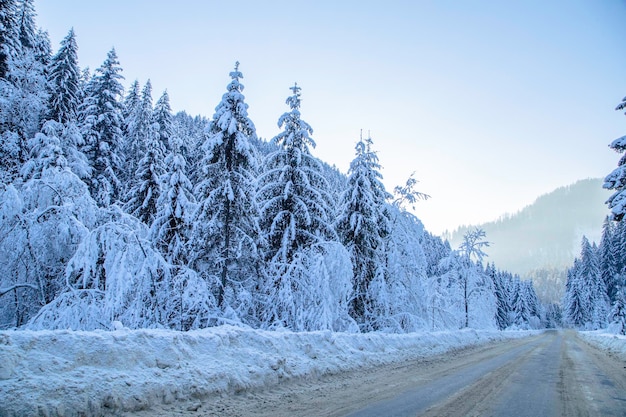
[142,330,626,417]
[0,326,538,416]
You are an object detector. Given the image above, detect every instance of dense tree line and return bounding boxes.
[0,1,543,332]
[563,95,626,335]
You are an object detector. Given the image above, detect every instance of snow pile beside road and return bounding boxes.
[0,326,536,417]
[579,331,626,361]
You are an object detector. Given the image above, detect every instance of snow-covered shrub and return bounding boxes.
[0,169,95,329]
[261,242,357,332]
[28,213,170,330]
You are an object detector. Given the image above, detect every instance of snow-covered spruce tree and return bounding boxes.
[563,259,585,328]
[151,133,195,266]
[608,289,626,335]
[512,279,541,329]
[191,62,261,320]
[599,216,621,304]
[488,264,511,330]
[259,83,336,265]
[123,82,165,225]
[0,5,48,181]
[0,0,19,80]
[615,220,626,274]
[122,79,139,122]
[80,48,124,207]
[604,95,626,221]
[45,28,90,181]
[258,83,352,331]
[47,28,80,124]
[123,122,164,225]
[336,134,392,330]
[174,111,208,185]
[152,90,173,152]
[122,80,153,189]
[579,236,609,329]
[16,0,35,51]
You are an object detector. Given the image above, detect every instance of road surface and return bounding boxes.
[134,330,626,417]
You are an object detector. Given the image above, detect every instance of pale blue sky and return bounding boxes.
[35,0,626,234]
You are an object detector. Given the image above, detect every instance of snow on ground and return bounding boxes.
[578,330,626,361]
[0,326,538,417]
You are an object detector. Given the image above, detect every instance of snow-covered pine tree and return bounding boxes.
[122,80,153,189]
[615,220,626,274]
[191,62,261,316]
[0,0,47,180]
[151,133,194,266]
[599,216,620,304]
[123,122,164,225]
[488,264,511,330]
[564,259,585,327]
[46,28,90,181]
[604,95,626,221]
[152,90,173,152]
[123,82,165,225]
[579,236,609,329]
[47,28,80,124]
[608,289,626,335]
[257,83,341,329]
[259,83,335,264]
[336,134,391,330]
[0,0,18,80]
[122,79,139,121]
[80,48,124,207]
[16,0,35,51]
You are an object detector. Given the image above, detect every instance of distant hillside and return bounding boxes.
[445,178,610,278]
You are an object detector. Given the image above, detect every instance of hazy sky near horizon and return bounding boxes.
[35,0,626,235]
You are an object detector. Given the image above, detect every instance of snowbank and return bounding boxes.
[0,326,537,417]
[578,330,626,361]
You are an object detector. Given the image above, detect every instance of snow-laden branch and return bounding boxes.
[0,283,39,297]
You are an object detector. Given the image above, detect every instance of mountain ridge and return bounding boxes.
[445,178,610,275]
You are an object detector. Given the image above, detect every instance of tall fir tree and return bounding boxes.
[0,2,46,181]
[257,83,339,329]
[152,90,173,152]
[151,134,194,266]
[15,0,34,51]
[0,0,18,80]
[191,62,261,310]
[81,48,124,206]
[580,237,609,329]
[336,133,391,329]
[259,83,336,265]
[599,216,620,303]
[488,264,510,330]
[48,28,80,124]
[123,80,165,224]
[122,80,153,189]
[123,121,164,225]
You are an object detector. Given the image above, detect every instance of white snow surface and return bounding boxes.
[0,326,538,416]
[578,330,626,361]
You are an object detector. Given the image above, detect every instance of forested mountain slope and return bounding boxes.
[446,178,609,274]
